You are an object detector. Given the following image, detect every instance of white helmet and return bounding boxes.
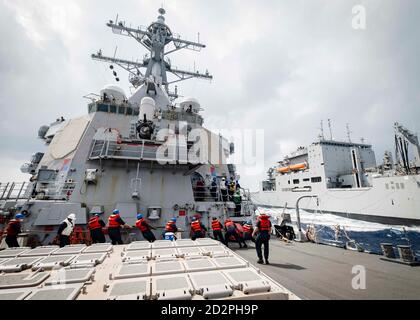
[68,213,76,220]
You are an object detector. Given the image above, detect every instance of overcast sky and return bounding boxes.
[0,0,419,191]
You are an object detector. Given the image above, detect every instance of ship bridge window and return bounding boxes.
[311,177,322,183]
[97,104,109,112]
[110,105,117,113]
[293,179,299,184]
[127,107,133,115]
[133,108,139,116]
[118,106,125,114]
[38,169,56,182]
[88,104,97,113]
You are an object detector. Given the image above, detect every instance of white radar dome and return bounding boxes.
[179,97,201,113]
[100,85,127,104]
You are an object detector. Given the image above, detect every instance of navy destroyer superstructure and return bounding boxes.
[0,8,253,247]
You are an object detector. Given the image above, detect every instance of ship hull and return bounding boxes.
[252,174,420,226]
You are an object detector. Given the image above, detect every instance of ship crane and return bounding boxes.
[91,8,213,99]
[394,122,420,174]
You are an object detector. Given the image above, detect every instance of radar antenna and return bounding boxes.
[91,8,213,99]
[318,120,325,140]
[327,119,333,140]
[346,123,352,142]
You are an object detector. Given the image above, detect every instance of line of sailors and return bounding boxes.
[3,211,272,264]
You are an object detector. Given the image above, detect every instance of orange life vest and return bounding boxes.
[258,217,271,231]
[165,221,176,232]
[88,216,102,230]
[6,219,20,236]
[211,219,222,231]
[243,224,252,233]
[108,214,121,228]
[225,220,235,228]
[191,220,202,232]
[135,218,149,232]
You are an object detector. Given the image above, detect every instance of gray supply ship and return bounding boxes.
[0,8,254,247]
[252,122,420,226]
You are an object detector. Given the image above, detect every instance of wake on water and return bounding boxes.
[257,206,420,258]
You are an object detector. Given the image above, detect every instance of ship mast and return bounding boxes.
[91,8,213,99]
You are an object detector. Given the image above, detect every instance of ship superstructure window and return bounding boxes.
[127,107,133,115]
[97,104,109,112]
[293,179,299,184]
[303,178,310,182]
[311,177,322,183]
[88,104,97,113]
[118,106,125,114]
[385,183,389,189]
[110,105,117,113]
[400,183,405,189]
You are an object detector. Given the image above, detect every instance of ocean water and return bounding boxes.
[256,207,420,258]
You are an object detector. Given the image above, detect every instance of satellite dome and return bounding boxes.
[178,97,201,113]
[100,84,127,104]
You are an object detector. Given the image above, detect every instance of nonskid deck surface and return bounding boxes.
[233,240,420,300]
[0,241,297,300]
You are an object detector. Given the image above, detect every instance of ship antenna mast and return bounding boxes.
[327,119,333,140]
[91,8,213,99]
[318,120,325,140]
[346,123,352,142]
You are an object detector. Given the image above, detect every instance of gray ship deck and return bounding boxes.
[233,240,420,300]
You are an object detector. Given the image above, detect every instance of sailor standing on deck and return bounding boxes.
[57,213,76,247]
[228,178,236,201]
[252,213,272,264]
[5,213,25,248]
[88,214,106,244]
[211,217,224,242]
[135,213,156,243]
[220,177,228,202]
[107,209,131,245]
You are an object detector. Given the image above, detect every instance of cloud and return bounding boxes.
[0,0,419,193]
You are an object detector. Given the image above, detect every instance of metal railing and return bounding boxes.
[0,182,31,201]
[89,139,174,162]
[89,139,211,165]
[191,184,253,217]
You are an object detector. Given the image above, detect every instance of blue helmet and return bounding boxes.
[171,217,177,222]
[113,209,120,214]
[137,213,143,219]
[191,216,197,221]
[15,213,25,220]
